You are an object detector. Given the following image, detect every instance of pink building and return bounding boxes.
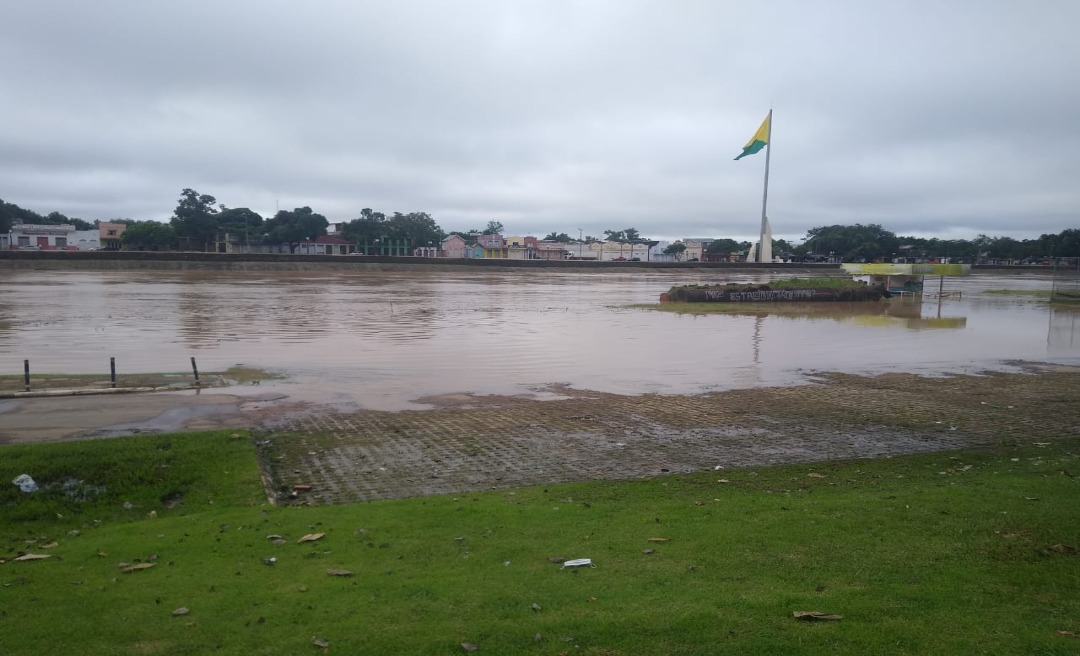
[440,234,468,258]
[535,241,568,260]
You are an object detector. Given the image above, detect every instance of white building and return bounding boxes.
[70,230,101,250]
[8,223,77,250]
[564,241,598,260]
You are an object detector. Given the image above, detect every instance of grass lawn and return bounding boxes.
[1,432,1078,655]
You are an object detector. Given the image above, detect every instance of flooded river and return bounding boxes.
[1,267,1077,410]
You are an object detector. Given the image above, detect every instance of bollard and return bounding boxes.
[24,359,30,392]
[191,357,201,385]
[110,357,117,388]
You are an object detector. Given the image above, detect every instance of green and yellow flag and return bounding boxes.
[734,113,770,160]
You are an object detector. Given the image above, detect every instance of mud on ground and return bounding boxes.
[259,364,1080,505]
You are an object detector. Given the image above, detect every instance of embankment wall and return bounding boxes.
[0,251,843,273]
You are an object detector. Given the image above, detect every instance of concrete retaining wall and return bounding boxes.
[0,251,844,272]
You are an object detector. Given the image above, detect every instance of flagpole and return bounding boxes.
[758,109,773,262]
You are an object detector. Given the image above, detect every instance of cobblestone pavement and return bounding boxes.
[258,365,1080,505]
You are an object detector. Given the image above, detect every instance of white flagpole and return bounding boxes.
[758,109,773,263]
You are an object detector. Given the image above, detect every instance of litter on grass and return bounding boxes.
[561,558,595,568]
[793,611,843,621]
[12,474,38,493]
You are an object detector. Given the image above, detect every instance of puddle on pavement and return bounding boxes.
[86,404,241,437]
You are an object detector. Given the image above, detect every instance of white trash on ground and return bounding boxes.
[12,474,38,493]
[561,558,595,568]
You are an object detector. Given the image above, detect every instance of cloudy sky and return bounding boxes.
[2,0,1077,243]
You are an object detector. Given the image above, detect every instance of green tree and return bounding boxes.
[265,206,328,252]
[940,239,979,260]
[705,238,748,254]
[802,224,899,261]
[170,188,219,251]
[216,207,263,237]
[603,228,643,243]
[0,197,45,233]
[544,232,573,242]
[986,236,1025,260]
[121,221,176,250]
[342,208,389,247]
[482,220,504,235]
[39,211,94,230]
[664,242,687,256]
[1050,229,1080,257]
[385,211,445,247]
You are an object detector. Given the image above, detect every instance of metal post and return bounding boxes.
[758,109,773,263]
[24,359,30,392]
[110,357,117,388]
[191,357,201,385]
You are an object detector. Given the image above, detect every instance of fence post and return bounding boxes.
[110,357,117,388]
[23,359,30,392]
[191,357,201,386]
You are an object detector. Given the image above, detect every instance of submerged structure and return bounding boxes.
[840,263,972,296]
[663,279,888,303]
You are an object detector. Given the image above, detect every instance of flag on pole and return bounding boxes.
[734,113,771,160]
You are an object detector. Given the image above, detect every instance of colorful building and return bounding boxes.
[99,222,127,250]
[440,234,468,258]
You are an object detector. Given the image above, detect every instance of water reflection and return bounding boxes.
[1048,307,1080,352]
[0,269,1077,409]
[693,298,968,331]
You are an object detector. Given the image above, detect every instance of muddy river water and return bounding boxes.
[1,268,1078,411]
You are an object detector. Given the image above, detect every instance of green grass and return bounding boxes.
[669,277,860,295]
[984,289,1054,298]
[2,433,1079,655]
[984,288,1080,306]
[221,365,283,383]
[0,431,262,524]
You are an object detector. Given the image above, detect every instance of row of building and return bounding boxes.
[3,220,736,262]
[2,222,127,251]
[222,225,726,261]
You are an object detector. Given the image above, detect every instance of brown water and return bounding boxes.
[1,268,1077,410]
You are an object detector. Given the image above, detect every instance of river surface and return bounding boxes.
[1,268,1077,410]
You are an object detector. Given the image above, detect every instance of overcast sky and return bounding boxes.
[2,0,1077,243]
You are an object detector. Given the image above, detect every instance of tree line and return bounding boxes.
[793,223,1080,262]
[3,193,1077,260]
[0,199,94,232]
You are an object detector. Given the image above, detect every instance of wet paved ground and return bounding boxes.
[259,364,1080,505]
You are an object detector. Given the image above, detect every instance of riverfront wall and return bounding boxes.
[0,251,844,273]
[0,251,1067,274]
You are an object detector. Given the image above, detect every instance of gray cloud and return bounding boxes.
[2,0,1077,243]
